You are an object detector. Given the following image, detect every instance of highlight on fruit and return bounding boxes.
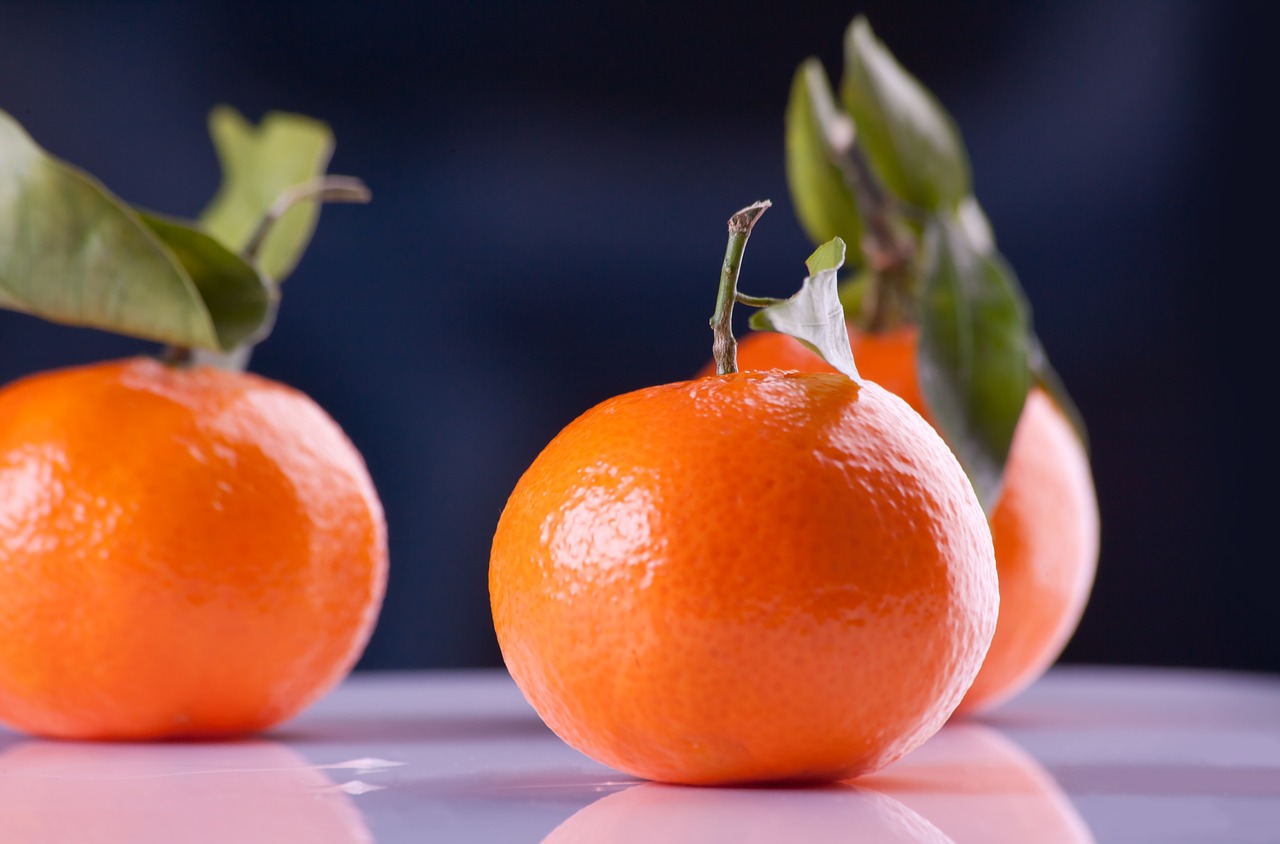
[489,200,999,785]
[0,108,387,740]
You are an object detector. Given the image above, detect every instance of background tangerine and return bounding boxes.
[727,327,1099,712]
[0,357,387,739]
[490,371,998,784]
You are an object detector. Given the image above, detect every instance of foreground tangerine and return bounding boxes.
[728,327,1099,713]
[0,358,387,739]
[490,370,998,785]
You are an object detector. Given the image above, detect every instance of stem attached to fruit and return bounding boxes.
[710,201,771,375]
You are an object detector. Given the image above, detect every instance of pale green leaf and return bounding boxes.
[805,236,848,277]
[750,238,861,382]
[199,106,334,283]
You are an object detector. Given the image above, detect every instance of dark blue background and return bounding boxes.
[1,1,1271,672]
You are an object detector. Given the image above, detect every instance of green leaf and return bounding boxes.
[749,238,861,382]
[840,16,971,211]
[138,212,275,351]
[950,196,1090,452]
[0,109,238,351]
[198,106,334,283]
[784,59,864,262]
[804,237,847,277]
[917,214,1031,513]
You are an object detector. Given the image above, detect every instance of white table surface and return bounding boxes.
[1,666,1277,842]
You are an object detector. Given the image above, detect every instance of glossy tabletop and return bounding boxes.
[1,666,1277,842]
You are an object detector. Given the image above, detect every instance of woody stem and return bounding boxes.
[710,200,771,375]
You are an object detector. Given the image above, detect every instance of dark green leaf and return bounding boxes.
[918,214,1031,513]
[198,106,334,283]
[840,16,971,211]
[138,212,275,351]
[0,109,227,350]
[784,59,864,262]
[749,238,861,382]
[953,196,1089,450]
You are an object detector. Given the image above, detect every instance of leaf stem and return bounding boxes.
[242,176,371,266]
[822,114,916,330]
[710,201,771,375]
[735,292,788,308]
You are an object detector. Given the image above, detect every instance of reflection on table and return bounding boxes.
[543,724,1091,844]
[0,740,384,843]
[1,668,1276,842]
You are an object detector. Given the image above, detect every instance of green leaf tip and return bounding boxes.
[750,237,862,383]
[784,58,864,260]
[804,237,847,277]
[841,14,971,211]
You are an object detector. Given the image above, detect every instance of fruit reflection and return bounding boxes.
[0,739,376,843]
[543,781,954,844]
[865,723,1095,844]
[543,724,1092,844]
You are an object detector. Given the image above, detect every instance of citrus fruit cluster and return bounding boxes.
[0,12,1095,793]
[490,205,1000,784]
[491,14,1099,783]
[0,107,385,738]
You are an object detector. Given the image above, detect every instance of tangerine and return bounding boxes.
[726,326,1099,713]
[0,357,387,739]
[490,370,998,785]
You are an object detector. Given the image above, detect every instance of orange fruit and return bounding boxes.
[490,370,998,785]
[0,357,387,740]
[727,326,1099,713]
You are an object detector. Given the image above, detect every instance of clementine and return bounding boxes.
[490,370,998,785]
[0,357,387,740]
[727,326,1099,713]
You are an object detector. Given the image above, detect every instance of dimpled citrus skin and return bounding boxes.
[0,358,387,740]
[490,371,997,785]
[730,328,1099,713]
